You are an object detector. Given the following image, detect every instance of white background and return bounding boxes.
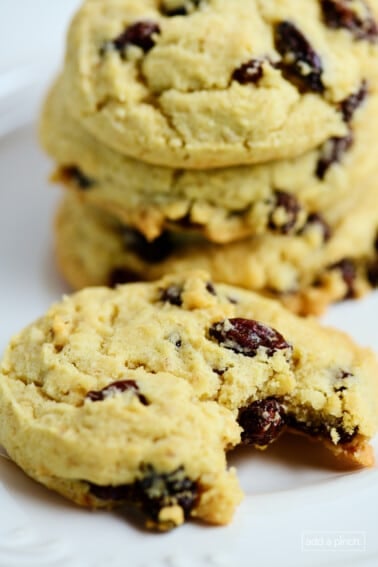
[0,1,80,74]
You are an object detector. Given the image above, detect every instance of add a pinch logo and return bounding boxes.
[302,531,366,552]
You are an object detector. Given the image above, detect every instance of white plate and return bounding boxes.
[0,67,377,567]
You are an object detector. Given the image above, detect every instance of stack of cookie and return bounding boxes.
[40,0,378,315]
[3,1,378,531]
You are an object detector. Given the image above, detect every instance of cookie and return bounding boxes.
[55,179,378,316]
[61,0,378,168]
[0,282,242,530]
[41,76,376,243]
[1,273,377,530]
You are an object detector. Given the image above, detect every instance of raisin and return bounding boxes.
[89,466,198,523]
[315,132,354,180]
[238,398,286,446]
[274,21,325,93]
[123,230,174,264]
[209,318,292,357]
[105,21,161,55]
[337,426,359,444]
[269,190,302,234]
[303,213,332,242]
[206,282,217,296]
[108,268,141,287]
[286,415,358,445]
[340,81,368,123]
[86,380,148,406]
[232,59,264,85]
[161,0,201,16]
[328,258,357,298]
[160,285,183,306]
[137,466,197,520]
[320,0,378,42]
[61,166,94,190]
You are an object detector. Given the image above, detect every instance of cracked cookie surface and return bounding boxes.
[1,272,377,530]
[61,0,378,168]
[42,77,376,243]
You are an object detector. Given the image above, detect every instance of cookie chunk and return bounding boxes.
[1,272,377,531]
[54,173,378,315]
[41,77,375,243]
[60,0,378,168]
